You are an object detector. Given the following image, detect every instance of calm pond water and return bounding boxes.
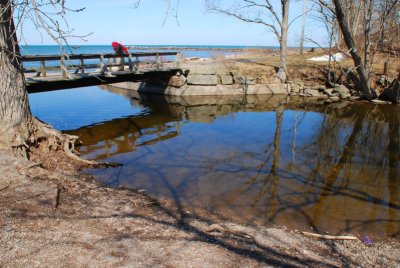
[29,86,400,240]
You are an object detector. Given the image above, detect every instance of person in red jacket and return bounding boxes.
[112,42,128,54]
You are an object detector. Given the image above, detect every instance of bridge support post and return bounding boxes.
[119,55,125,71]
[60,56,67,79]
[156,53,161,70]
[100,54,108,75]
[80,58,85,74]
[135,56,139,72]
[175,52,181,68]
[128,54,134,72]
[40,60,47,77]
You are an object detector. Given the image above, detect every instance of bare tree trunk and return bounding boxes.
[379,0,388,52]
[299,0,307,54]
[351,7,362,40]
[278,0,290,82]
[0,1,113,164]
[332,0,375,100]
[0,0,33,150]
[334,20,341,49]
[364,0,373,86]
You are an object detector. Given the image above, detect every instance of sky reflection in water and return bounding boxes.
[30,86,400,240]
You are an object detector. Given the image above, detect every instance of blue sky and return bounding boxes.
[22,0,327,47]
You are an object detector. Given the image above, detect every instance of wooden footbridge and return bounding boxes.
[23,52,181,93]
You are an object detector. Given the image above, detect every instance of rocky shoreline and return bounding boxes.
[128,45,269,52]
[117,58,398,105]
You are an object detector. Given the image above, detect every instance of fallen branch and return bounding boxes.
[302,231,358,240]
[205,223,270,248]
[0,184,10,191]
[21,163,43,171]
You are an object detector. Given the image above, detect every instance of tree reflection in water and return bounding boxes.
[67,86,400,239]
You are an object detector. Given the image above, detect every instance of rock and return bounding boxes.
[164,84,246,95]
[246,84,290,95]
[371,99,390,104]
[236,76,256,85]
[323,88,334,97]
[288,81,304,88]
[187,74,218,86]
[329,96,341,101]
[186,65,216,75]
[377,75,388,87]
[380,80,400,104]
[269,76,283,84]
[304,88,324,97]
[350,96,361,101]
[219,75,234,85]
[339,93,351,99]
[291,83,303,93]
[333,85,350,95]
[168,75,187,88]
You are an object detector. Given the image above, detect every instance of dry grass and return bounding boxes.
[228,48,399,85]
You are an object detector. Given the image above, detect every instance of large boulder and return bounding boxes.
[339,92,351,99]
[333,85,350,95]
[164,85,245,96]
[187,74,218,86]
[185,65,217,75]
[219,75,234,85]
[246,84,291,95]
[290,82,304,93]
[168,75,187,88]
[236,76,256,85]
[380,80,400,104]
[304,88,325,97]
[323,88,334,97]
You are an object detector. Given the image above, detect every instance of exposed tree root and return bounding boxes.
[205,224,359,253]
[205,223,271,249]
[20,117,121,168]
[0,184,10,191]
[302,232,358,241]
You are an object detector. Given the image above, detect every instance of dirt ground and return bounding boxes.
[1,149,399,268]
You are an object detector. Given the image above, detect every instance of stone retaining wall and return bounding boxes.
[112,63,357,101]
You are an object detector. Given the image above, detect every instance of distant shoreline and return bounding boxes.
[125,45,280,52]
[21,44,310,50]
[20,45,316,55]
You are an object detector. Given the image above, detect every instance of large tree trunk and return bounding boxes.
[0,0,87,163]
[0,0,33,150]
[332,0,375,100]
[278,0,290,82]
[0,1,111,165]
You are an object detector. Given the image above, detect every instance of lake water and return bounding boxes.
[29,85,400,240]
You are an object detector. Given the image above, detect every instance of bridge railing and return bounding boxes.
[22,52,181,78]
